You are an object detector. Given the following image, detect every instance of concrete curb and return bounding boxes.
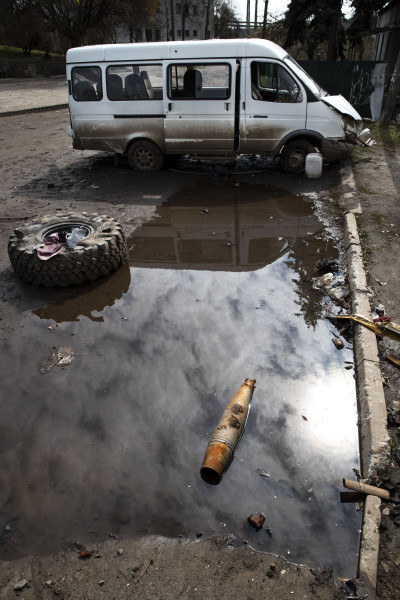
[0,103,69,118]
[342,181,390,599]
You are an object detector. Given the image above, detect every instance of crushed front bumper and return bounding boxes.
[321,128,375,160]
[321,138,355,160]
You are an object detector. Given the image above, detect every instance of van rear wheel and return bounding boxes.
[128,140,164,171]
[280,140,315,173]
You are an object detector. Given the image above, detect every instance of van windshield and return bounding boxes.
[283,55,326,97]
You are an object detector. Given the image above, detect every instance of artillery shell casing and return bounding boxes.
[200,378,256,485]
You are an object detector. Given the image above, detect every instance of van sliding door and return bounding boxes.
[164,61,236,154]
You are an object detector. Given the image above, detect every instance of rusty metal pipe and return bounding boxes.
[343,478,390,500]
[200,378,256,485]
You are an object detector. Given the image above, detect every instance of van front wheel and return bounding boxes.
[280,140,315,173]
[128,140,165,171]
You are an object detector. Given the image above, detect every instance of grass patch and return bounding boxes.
[359,185,376,195]
[0,45,63,63]
[356,216,373,265]
[0,45,65,77]
[371,213,384,225]
[368,121,400,148]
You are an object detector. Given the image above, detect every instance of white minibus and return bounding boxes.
[65,38,370,173]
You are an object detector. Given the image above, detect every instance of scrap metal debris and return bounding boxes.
[259,471,271,478]
[312,272,349,303]
[336,313,400,342]
[40,347,75,373]
[387,354,400,367]
[343,477,390,500]
[36,227,87,260]
[140,558,154,577]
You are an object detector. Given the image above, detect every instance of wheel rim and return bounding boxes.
[285,149,306,172]
[40,222,93,241]
[135,147,154,169]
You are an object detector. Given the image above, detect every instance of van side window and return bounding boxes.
[251,62,303,103]
[106,65,163,101]
[72,67,102,101]
[168,64,230,100]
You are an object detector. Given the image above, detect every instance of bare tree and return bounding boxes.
[169,0,176,40]
[262,0,268,39]
[114,0,158,42]
[214,0,239,39]
[32,0,113,48]
[2,0,43,54]
[380,51,400,125]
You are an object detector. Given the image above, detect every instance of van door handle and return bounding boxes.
[225,103,230,111]
[168,103,173,111]
[254,115,269,118]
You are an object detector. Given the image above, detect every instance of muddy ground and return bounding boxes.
[0,109,398,599]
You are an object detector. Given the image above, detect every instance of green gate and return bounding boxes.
[299,60,386,119]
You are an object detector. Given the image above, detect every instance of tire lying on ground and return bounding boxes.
[8,212,127,287]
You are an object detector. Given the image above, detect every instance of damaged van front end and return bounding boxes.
[316,95,373,161]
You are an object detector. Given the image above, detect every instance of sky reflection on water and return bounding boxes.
[0,183,361,576]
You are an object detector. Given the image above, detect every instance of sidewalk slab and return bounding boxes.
[0,77,68,116]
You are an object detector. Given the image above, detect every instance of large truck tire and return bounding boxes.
[8,212,127,287]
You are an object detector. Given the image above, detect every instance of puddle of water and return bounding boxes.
[0,181,360,576]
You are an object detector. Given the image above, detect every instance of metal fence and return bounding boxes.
[299,60,387,119]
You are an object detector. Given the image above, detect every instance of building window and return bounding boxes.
[193,4,198,15]
[176,3,181,14]
[193,30,198,37]
[177,29,182,36]
[185,30,190,37]
[155,29,161,41]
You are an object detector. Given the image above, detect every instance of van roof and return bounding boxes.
[66,38,287,64]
